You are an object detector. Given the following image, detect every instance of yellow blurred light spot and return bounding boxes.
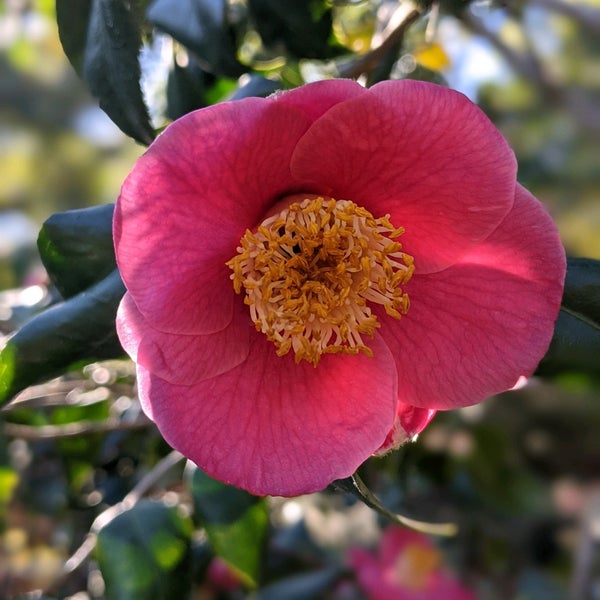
[2,527,28,553]
[332,3,376,53]
[413,43,450,72]
[0,467,18,504]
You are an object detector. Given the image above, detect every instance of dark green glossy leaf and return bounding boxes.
[561,257,600,331]
[38,205,116,299]
[247,0,335,59]
[0,270,125,406]
[166,60,213,121]
[147,0,245,78]
[57,0,155,145]
[96,500,193,600]
[56,0,92,74]
[536,257,600,377]
[536,311,600,377]
[189,466,268,587]
[229,75,282,101]
[257,566,343,600]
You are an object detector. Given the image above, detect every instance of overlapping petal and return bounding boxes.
[117,293,250,385]
[114,98,314,335]
[377,184,565,409]
[136,332,398,497]
[273,78,365,121]
[290,79,517,273]
[376,403,437,455]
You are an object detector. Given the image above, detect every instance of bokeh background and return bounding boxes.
[0,1,599,598]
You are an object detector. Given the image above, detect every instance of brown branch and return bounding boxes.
[338,2,425,80]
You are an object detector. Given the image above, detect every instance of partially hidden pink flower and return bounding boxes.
[348,527,476,600]
[114,79,565,497]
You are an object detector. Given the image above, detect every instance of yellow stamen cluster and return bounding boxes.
[227,197,414,366]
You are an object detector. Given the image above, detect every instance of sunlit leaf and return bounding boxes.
[0,467,18,505]
[189,466,268,588]
[96,500,193,600]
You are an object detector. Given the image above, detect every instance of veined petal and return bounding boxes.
[136,332,398,497]
[114,97,314,335]
[375,403,436,456]
[117,293,250,385]
[273,78,365,121]
[378,184,565,409]
[290,80,517,273]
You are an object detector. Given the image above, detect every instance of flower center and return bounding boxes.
[227,196,414,366]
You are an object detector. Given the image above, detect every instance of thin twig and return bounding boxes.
[338,2,425,80]
[3,416,153,440]
[63,450,185,574]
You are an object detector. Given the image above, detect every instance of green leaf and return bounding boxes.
[96,500,193,600]
[229,75,282,101]
[247,0,336,59]
[166,60,213,121]
[147,0,245,78]
[561,257,600,332]
[537,258,600,377]
[38,205,116,299]
[56,0,155,145]
[0,467,18,505]
[257,567,343,600]
[536,311,600,377]
[0,270,125,406]
[55,0,92,74]
[189,466,269,588]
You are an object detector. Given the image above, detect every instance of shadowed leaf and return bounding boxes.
[0,271,125,406]
[189,466,268,587]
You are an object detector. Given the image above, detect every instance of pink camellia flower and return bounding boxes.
[114,79,565,497]
[348,526,476,600]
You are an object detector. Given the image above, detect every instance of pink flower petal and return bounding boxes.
[273,78,365,121]
[114,97,314,335]
[376,403,436,455]
[349,528,477,600]
[117,293,250,385]
[136,332,398,497]
[290,80,517,273]
[378,184,565,409]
